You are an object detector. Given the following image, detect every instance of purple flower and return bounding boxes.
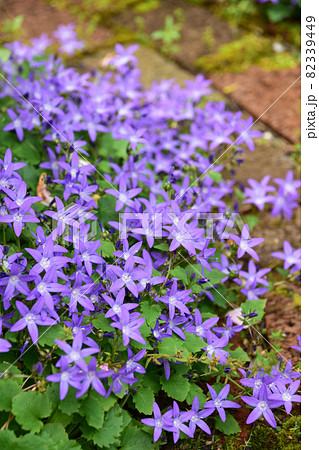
[186,309,219,339]
[10,301,56,344]
[105,179,142,212]
[103,288,138,319]
[110,255,143,297]
[47,360,82,400]
[0,203,39,237]
[59,274,95,313]
[141,401,172,442]
[269,380,301,414]
[111,309,145,347]
[203,333,229,363]
[3,108,25,141]
[274,171,300,199]
[27,266,66,311]
[291,335,301,352]
[158,281,192,320]
[75,357,113,398]
[189,396,213,435]
[0,263,34,305]
[214,316,243,339]
[165,401,194,443]
[272,241,301,273]
[0,338,12,353]
[55,331,99,371]
[121,348,146,374]
[239,260,270,289]
[243,175,275,211]
[229,224,264,261]
[241,385,282,428]
[204,384,240,422]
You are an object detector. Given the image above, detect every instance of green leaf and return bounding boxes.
[214,413,241,435]
[209,171,223,183]
[91,314,113,332]
[100,240,115,257]
[245,214,259,232]
[140,301,161,326]
[143,370,161,393]
[160,372,190,402]
[121,426,155,450]
[171,266,189,285]
[40,423,69,444]
[157,335,187,357]
[229,347,250,363]
[183,332,205,353]
[97,195,118,223]
[187,264,225,285]
[58,388,81,415]
[99,132,129,159]
[0,430,16,449]
[79,393,105,429]
[92,406,124,448]
[37,325,65,346]
[153,243,169,251]
[185,383,207,408]
[12,391,51,432]
[0,48,11,63]
[267,3,292,22]
[241,299,267,325]
[132,387,155,414]
[0,379,21,411]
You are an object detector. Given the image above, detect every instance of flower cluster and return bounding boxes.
[243,171,300,220]
[142,384,240,443]
[240,360,301,428]
[0,32,300,445]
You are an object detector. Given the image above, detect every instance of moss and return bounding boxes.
[258,52,299,71]
[196,33,299,74]
[248,425,279,449]
[277,416,301,449]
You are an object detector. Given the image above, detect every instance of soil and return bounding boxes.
[0,0,112,49]
[213,65,301,144]
[264,288,301,365]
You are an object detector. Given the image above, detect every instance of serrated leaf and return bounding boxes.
[92,406,124,448]
[214,413,241,435]
[91,314,113,332]
[140,301,161,326]
[41,423,69,444]
[0,379,21,411]
[58,388,81,415]
[12,391,51,432]
[79,393,105,429]
[183,332,205,353]
[245,214,259,232]
[121,425,155,450]
[185,383,207,408]
[0,430,16,449]
[241,299,267,325]
[209,171,223,182]
[133,387,155,414]
[100,240,115,257]
[229,347,250,362]
[37,325,65,346]
[171,266,189,285]
[153,243,169,251]
[160,372,190,402]
[157,335,187,357]
[143,370,161,393]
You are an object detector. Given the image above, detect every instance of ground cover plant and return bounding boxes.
[0,28,301,448]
